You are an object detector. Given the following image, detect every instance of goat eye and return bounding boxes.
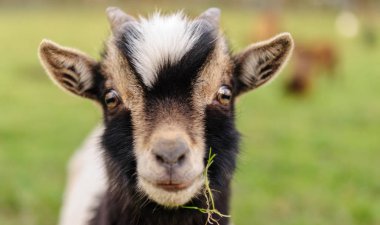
[217,86,232,105]
[104,90,121,109]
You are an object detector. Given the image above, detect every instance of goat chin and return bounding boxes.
[138,176,204,207]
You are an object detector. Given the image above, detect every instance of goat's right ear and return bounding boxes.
[38,39,98,100]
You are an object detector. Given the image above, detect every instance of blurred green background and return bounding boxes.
[0,0,379,225]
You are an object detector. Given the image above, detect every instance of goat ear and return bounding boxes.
[233,33,294,96]
[38,39,98,100]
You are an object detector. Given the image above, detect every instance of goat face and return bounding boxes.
[38,7,293,207]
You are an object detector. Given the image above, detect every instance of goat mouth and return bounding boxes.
[140,175,200,193]
[155,181,193,192]
[138,175,204,207]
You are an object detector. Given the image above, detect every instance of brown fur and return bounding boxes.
[286,42,339,95]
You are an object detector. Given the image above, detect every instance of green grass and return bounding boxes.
[0,4,380,225]
[182,148,230,225]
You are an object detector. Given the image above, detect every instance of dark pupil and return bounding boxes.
[105,95,116,105]
[221,93,231,100]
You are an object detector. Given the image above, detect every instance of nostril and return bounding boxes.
[177,154,186,164]
[155,154,165,164]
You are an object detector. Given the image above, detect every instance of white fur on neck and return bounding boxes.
[58,126,107,225]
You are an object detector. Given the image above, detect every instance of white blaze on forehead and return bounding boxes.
[127,12,203,87]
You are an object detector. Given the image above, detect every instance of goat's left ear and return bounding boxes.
[38,39,98,100]
[233,33,294,96]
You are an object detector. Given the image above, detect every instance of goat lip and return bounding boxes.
[155,181,192,192]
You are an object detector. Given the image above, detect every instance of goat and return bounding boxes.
[38,7,294,225]
[286,42,338,95]
[248,12,339,96]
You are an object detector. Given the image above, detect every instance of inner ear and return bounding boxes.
[38,39,99,100]
[234,33,294,96]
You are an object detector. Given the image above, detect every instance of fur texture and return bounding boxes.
[38,7,294,225]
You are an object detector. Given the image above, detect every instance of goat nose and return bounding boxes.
[152,138,189,167]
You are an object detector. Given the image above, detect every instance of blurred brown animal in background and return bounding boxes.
[286,42,339,95]
[250,11,339,96]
